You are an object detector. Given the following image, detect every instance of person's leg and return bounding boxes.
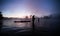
[0,21,3,32]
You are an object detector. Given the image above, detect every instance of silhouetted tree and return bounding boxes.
[25,16,28,19]
[30,15,32,18]
[0,12,3,31]
[43,16,50,19]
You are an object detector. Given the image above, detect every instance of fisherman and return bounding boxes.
[0,12,3,31]
[32,15,35,33]
[38,18,39,22]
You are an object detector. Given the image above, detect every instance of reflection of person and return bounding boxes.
[0,12,3,31]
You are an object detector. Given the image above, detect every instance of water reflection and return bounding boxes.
[3,18,32,28]
[15,22,31,28]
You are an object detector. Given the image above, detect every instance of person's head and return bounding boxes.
[0,12,2,14]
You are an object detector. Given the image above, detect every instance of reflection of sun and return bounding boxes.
[16,23,26,27]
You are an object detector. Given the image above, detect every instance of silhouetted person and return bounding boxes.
[0,12,3,31]
[38,18,39,22]
[32,15,35,33]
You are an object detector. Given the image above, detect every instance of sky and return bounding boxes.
[0,0,58,18]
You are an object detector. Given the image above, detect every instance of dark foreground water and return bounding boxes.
[0,18,60,36]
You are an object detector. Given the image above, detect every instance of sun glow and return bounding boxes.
[3,11,31,18]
